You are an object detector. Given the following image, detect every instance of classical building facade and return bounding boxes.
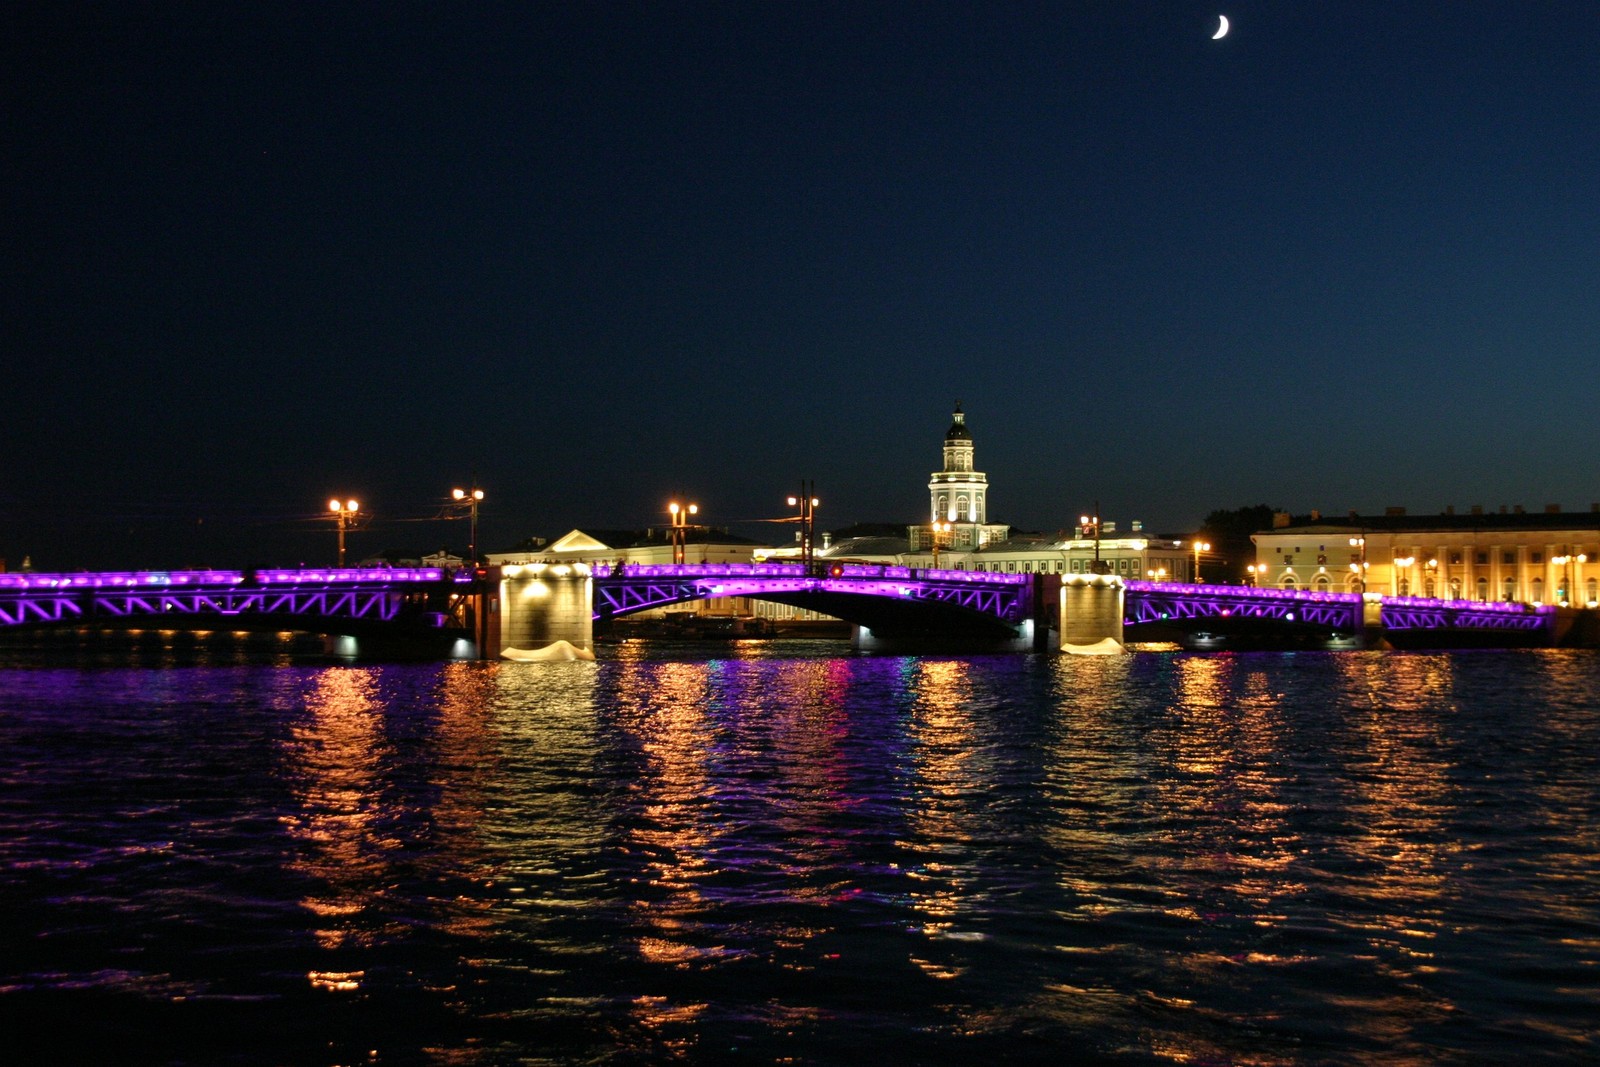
[906,405,1011,552]
[1251,507,1600,606]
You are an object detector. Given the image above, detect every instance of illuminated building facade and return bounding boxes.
[907,404,1010,552]
[1252,507,1600,606]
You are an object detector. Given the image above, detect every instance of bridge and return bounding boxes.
[1122,579,1556,647]
[0,562,1568,657]
[0,567,480,653]
[592,562,1038,649]
[584,563,1560,651]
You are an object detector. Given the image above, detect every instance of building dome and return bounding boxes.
[945,403,972,440]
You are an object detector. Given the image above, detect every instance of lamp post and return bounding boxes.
[452,486,485,564]
[1191,540,1211,584]
[328,498,360,568]
[930,520,952,570]
[1552,550,1586,607]
[1348,536,1367,594]
[1393,556,1415,597]
[788,482,819,569]
[1079,508,1106,574]
[1246,563,1264,587]
[668,500,698,565]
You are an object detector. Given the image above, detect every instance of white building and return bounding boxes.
[907,404,1011,552]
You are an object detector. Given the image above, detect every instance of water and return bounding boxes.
[2,640,1597,1065]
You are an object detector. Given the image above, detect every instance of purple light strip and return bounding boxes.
[0,567,452,590]
[613,562,1030,585]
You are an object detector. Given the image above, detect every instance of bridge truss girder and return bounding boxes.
[592,571,1029,637]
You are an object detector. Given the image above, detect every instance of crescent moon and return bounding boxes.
[1212,15,1229,40]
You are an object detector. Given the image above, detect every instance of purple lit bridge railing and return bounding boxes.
[1124,580,1556,636]
[0,568,477,631]
[593,562,1033,629]
[1125,581,1365,631]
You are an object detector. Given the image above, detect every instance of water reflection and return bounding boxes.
[278,668,393,980]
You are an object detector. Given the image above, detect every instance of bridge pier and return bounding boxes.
[1060,575,1125,652]
[498,564,592,657]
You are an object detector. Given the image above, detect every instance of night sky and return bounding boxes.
[6,2,1599,571]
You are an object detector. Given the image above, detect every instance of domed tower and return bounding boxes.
[912,403,1009,554]
[929,404,986,525]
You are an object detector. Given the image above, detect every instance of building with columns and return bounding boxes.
[906,404,1012,552]
[1251,507,1600,606]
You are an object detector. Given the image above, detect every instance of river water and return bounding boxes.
[1,640,1597,1065]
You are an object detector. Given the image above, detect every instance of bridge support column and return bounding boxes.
[498,565,593,657]
[1060,576,1124,652]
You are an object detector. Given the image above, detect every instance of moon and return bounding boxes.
[1212,14,1229,40]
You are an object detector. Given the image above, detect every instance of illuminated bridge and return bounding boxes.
[592,562,1038,648]
[589,564,1560,649]
[0,568,476,641]
[1123,579,1557,645]
[0,564,1566,656]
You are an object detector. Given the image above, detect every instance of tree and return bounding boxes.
[1199,505,1279,584]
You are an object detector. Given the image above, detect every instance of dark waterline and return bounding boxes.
[2,642,1597,1065]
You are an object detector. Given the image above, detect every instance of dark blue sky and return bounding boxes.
[6,2,1598,570]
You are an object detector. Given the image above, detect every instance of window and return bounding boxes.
[1587,578,1597,606]
[1425,578,1436,598]
[1476,577,1489,601]
[1502,577,1516,601]
[1449,552,1463,565]
[1314,575,1330,592]
[1476,552,1489,566]
[1448,577,1462,599]
[1503,551,1516,565]
[1071,560,1082,573]
[1397,577,1410,596]
[1532,551,1543,564]
[1532,577,1544,603]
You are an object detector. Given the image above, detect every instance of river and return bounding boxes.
[2,639,1597,1064]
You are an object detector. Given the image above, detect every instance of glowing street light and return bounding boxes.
[1393,556,1415,597]
[668,500,698,565]
[1080,507,1107,573]
[788,482,819,569]
[1552,550,1587,607]
[1348,536,1368,593]
[328,498,360,567]
[930,520,952,570]
[1245,563,1265,587]
[452,486,485,563]
[1191,540,1211,584]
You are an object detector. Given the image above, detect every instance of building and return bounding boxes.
[820,404,1197,580]
[1251,506,1600,606]
[906,404,1011,552]
[485,526,778,621]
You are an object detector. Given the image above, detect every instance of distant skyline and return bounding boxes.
[6,3,1599,570]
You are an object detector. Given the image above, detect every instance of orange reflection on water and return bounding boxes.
[905,659,984,950]
[279,668,392,952]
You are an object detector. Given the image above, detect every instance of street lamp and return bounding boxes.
[668,500,698,565]
[1245,563,1265,587]
[1191,540,1211,584]
[452,486,485,564]
[788,482,819,569]
[1348,536,1367,594]
[1079,509,1106,573]
[930,520,952,570]
[1393,556,1415,597]
[1552,550,1586,607]
[328,498,360,567]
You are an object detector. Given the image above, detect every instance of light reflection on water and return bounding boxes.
[0,648,1597,1064]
